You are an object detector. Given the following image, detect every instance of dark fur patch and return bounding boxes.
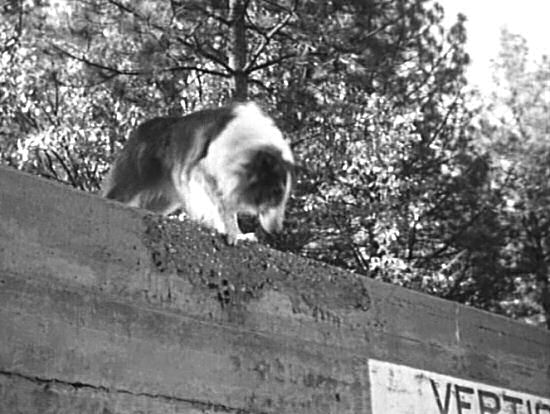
[104,117,179,204]
[239,147,292,208]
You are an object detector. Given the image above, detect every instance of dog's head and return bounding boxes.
[236,146,294,234]
[202,102,294,236]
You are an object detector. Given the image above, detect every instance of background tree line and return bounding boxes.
[1,0,549,328]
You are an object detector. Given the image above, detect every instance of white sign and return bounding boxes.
[369,359,550,414]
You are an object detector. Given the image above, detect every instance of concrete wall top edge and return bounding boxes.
[1,165,547,337]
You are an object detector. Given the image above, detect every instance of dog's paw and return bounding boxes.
[226,232,258,245]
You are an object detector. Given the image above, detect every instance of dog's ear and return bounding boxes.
[245,149,284,181]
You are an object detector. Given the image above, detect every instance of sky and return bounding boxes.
[437,0,550,92]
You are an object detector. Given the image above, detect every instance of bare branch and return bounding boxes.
[330,212,369,275]
[52,44,142,76]
[49,148,78,187]
[426,93,461,145]
[244,1,297,72]
[104,0,165,33]
[173,35,233,73]
[52,43,229,79]
[38,148,58,180]
[166,64,230,78]
[417,206,488,263]
[248,77,272,92]
[180,3,230,26]
[248,52,297,72]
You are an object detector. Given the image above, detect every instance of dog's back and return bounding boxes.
[102,107,236,212]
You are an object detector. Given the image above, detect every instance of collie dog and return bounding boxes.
[102,102,294,244]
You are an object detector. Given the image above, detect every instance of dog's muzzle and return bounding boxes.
[259,205,285,234]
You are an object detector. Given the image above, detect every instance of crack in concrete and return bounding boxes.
[0,370,265,414]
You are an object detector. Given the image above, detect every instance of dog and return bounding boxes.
[101,102,294,245]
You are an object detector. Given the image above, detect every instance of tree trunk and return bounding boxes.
[228,0,248,101]
[537,264,550,330]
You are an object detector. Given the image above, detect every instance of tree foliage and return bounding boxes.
[1,1,548,327]
[478,28,550,327]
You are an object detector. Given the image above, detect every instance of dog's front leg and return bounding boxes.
[221,206,257,245]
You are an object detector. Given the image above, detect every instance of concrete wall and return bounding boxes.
[0,165,549,414]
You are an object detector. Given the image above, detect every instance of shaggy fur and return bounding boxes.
[102,102,294,244]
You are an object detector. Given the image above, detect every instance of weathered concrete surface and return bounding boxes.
[0,165,549,414]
